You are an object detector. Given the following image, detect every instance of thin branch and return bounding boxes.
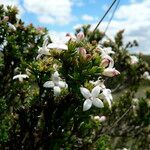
[92,0,118,34]
[104,0,120,34]
[108,105,133,131]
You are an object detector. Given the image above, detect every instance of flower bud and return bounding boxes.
[77,32,85,40]
[3,16,9,21]
[93,115,106,122]
[93,116,100,121]
[99,116,106,122]
[86,54,92,61]
[102,68,120,77]
[79,47,86,58]
[101,58,110,68]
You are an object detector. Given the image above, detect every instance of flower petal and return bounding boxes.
[13,74,29,80]
[130,55,138,64]
[102,89,113,108]
[80,87,91,99]
[91,86,101,98]
[102,68,120,77]
[83,99,92,111]
[52,71,60,83]
[47,43,68,50]
[103,89,113,100]
[105,97,112,108]
[54,86,61,96]
[103,47,115,54]
[43,38,49,47]
[58,81,67,88]
[43,81,54,88]
[19,77,23,82]
[92,98,104,108]
[36,54,42,59]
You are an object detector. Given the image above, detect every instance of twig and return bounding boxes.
[92,0,118,35]
[107,105,133,131]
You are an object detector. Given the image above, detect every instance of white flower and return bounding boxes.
[100,88,113,108]
[132,98,139,105]
[37,38,50,59]
[90,79,113,108]
[90,80,106,89]
[8,22,16,31]
[43,71,67,96]
[80,86,104,111]
[47,34,69,50]
[142,71,150,80]
[130,55,138,64]
[102,47,115,55]
[13,74,29,82]
[102,68,120,77]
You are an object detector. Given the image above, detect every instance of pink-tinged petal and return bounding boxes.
[58,81,67,88]
[79,47,87,58]
[83,99,92,111]
[77,32,85,40]
[43,81,54,88]
[92,98,104,108]
[102,54,114,68]
[93,115,106,122]
[101,58,110,68]
[86,54,92,61]
[99,116,106,122]
[102,68,120,77]
[91,86,101,98]
[80,87,91,99]
[54,86,61,96]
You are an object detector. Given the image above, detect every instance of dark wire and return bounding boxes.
[92,0,118,34]
[104,0,120,34]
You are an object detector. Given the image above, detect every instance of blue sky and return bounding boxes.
[0,0,150,54]
[20,0,131,32]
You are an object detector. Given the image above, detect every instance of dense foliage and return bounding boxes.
[0,5,149,150]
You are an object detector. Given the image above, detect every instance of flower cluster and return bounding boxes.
[39,32,119,111]
[13,31,120,111]
[43,71,67,96]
